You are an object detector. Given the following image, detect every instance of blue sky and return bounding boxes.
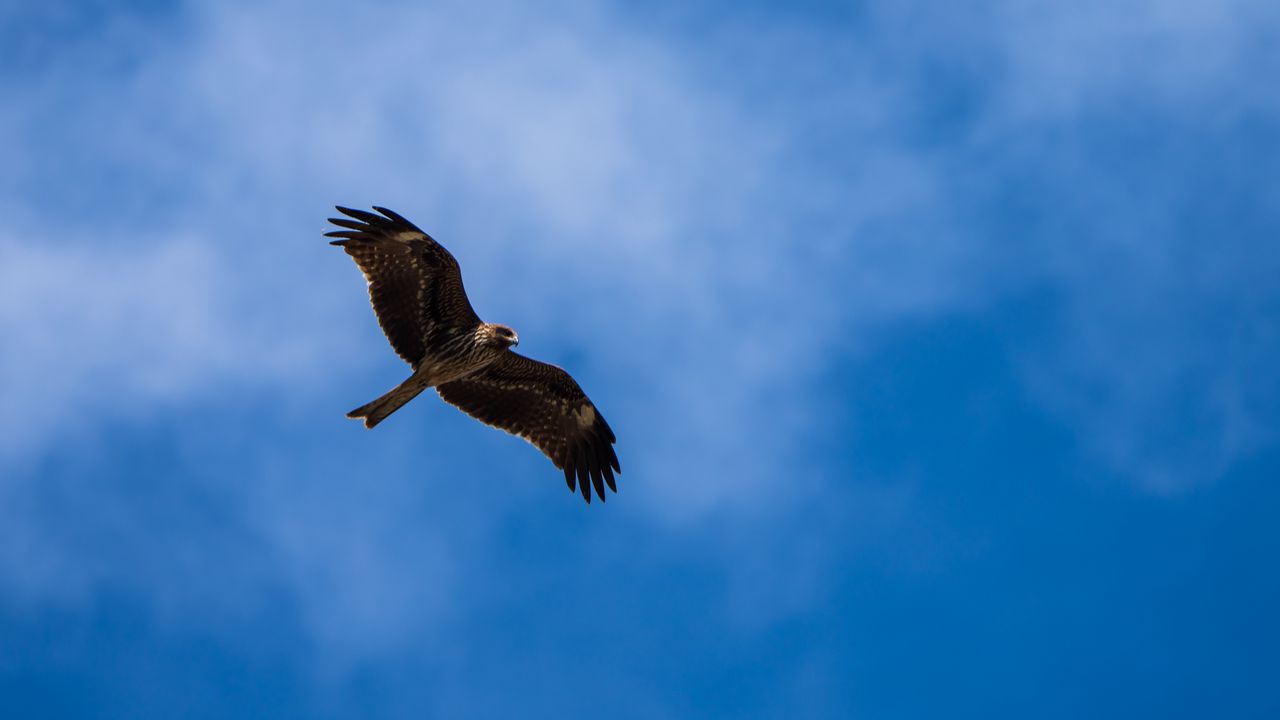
[2,0,1278,717]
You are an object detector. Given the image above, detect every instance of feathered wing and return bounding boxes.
[326,206,480,368]
[436,352,621,503]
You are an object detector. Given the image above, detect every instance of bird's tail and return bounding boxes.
[347,375,431,429]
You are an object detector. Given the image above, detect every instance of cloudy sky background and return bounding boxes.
[2,0,1278,717]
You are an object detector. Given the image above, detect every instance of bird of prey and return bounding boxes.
[326,206,621,503]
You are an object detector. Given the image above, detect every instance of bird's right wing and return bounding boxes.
[436,352,621,503]
[326,206,480,368]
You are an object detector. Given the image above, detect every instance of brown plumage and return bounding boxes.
[327,206,620,503]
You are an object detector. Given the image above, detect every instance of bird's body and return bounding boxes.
[327,206,620,502]
[345,322,516,429]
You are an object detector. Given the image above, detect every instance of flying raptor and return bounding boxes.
[326,206,620,503]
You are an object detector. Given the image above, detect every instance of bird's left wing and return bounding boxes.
[436,352,621,503]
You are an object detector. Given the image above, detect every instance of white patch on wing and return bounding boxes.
[394,231,423,242]
[575,403,596,430]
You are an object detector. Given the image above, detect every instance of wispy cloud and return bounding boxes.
[1,0,962,511]
[965,0,1280,492]
[1,0,1277,680]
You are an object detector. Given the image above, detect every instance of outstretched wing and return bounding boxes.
[326,206,480,368]
[436,352,621,503]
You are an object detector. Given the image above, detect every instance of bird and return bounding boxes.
[326,205,621,503]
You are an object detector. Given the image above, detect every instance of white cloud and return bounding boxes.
[1,0,1276,664]
[3,0,902,651]
[0,237,229,456]
[0,0,962,514]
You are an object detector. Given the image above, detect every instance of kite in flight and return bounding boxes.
[327,206,621,503]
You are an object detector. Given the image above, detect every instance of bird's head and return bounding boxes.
[479,323,519,349]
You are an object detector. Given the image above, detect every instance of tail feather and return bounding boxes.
[347,376,430,429]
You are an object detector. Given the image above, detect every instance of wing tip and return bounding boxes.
[372,205,417,227]
[327,204,435,244]
[326,234,361,245]
[335,205,369,219]
[564,464,577,494]
[562,438,619,505]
